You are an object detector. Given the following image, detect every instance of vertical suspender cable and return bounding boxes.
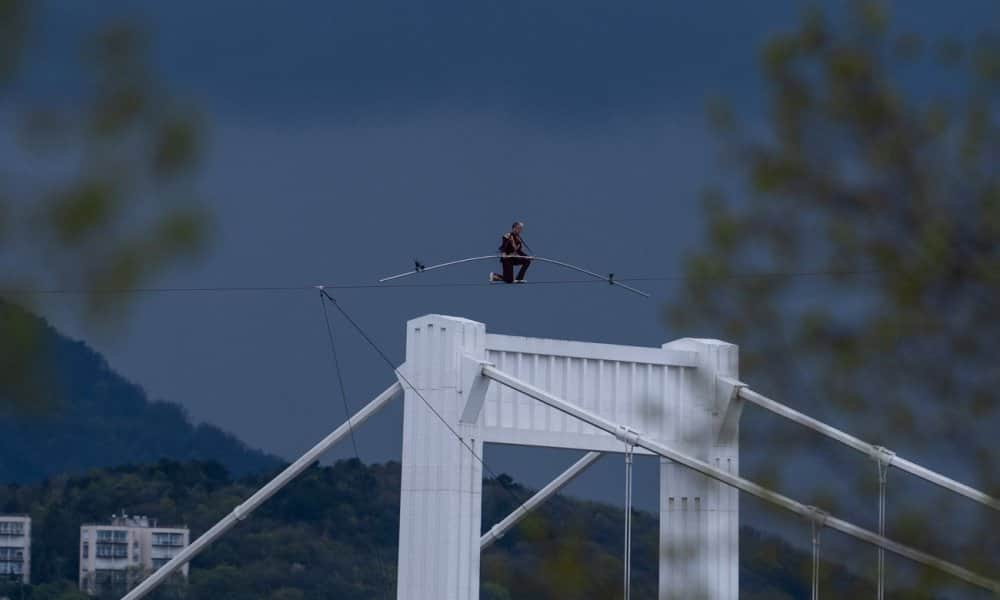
[809,507,826,600]
[624,445,634,600]
[812,521,820,600]
[875,447,894,600]
[878,465,886,600]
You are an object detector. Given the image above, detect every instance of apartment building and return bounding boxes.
[0,515,30,585]
[79,514,189,596]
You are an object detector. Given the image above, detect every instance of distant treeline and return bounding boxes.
[0,459,927,600]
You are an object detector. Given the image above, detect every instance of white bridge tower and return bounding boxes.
[395,314,741,599]
[123,312,999,600]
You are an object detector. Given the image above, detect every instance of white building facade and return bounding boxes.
[79,515,189,596]
[0,515,30,585]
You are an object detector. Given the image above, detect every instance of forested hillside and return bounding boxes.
[0,301,281,482]
[0,459,925,600]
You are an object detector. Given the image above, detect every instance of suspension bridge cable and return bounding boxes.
[316,288,538,533]
[623,444,634,600]
[318,292,392,600]
[875,448,894,600]
[812,520,821,600]
[809,508,827,600]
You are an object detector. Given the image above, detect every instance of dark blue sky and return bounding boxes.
[17,1,999,561]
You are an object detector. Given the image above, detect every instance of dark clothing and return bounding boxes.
[499,232,527,256]
[501,256,531,283]
[496,231,530,282]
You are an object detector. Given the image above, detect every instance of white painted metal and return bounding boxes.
[727,379,1000,512]
[480,451,602,550]
[121,382,403,600]
[661,338,740,599]
[480,334,702,454]
[485,333,699,366]
[396,316,487,600]
[398,316,739,599]
[459,353,493,424]
[483,366,1000,594]
[378,254,651,296]
[481,334,741,598]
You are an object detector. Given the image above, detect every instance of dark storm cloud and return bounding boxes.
[27,0,799,124]
[20,0,1000,125]
[147,0,764,122]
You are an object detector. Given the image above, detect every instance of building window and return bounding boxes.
[153,532,186,547]
[96,542,127,559]
[82,542,89,559]
[0,547,25,561]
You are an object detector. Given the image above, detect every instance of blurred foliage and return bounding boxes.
[0,1,209,413]
[669,0,999,593]
[0,459,927,600]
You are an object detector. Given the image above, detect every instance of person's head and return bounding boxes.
[511,221,524,234]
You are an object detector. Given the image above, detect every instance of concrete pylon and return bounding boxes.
[659,338,740,600]
[396,315,487,600]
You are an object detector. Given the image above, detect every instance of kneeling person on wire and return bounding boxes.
[490,221,531,283]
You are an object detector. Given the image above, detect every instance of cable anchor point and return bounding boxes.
[806,505,829,529]
[871,446,896,482]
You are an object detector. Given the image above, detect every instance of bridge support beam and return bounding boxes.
[481,451,603,550]
[122,381,403,600]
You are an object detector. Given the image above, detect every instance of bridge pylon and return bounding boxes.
[395,315,741,600]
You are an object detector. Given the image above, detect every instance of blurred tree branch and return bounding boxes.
[0,1,210,412]
[669,0,998,592]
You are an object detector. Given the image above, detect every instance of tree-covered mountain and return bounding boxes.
[0,459,930,600]
[0,300,282,482]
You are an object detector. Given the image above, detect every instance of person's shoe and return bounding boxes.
[515,279,526,283]
[490,273,502,283]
